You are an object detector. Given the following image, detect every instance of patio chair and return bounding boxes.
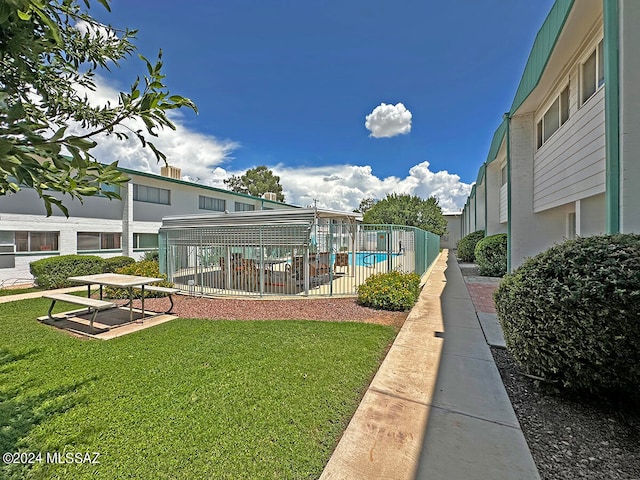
[334,252,349,274]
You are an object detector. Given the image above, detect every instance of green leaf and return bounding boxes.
[17,9,32,20]
[66,136,98,150]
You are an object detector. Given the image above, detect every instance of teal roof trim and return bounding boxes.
[117,166,298,208]
[475,164,486,185]
[509,0,575,114]
[485,119,507,165]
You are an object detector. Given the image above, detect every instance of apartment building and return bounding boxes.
[0,165,295,285]
[461,0,639,270]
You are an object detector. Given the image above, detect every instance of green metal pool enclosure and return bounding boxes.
[158,208,440,297]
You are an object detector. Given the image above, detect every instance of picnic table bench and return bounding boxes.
[44,293,115,330]
[131,285,179,313]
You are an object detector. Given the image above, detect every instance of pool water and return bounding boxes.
[333,252,399,267]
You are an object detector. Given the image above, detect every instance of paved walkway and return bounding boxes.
[0,285,85,303]
[320,250,539,479]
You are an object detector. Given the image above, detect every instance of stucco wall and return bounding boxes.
[620,0,640,232]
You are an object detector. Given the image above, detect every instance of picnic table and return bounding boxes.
[67,273,163,323]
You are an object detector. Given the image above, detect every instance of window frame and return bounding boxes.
[580,38,605,106]
[14,231,60,252]
[234,202,256,212]
[198,195,226,212]
[536,84,570,149]
[133,184,171,205]
[77,232,122,252]
[133,233,159,250]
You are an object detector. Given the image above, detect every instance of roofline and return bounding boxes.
[117,166,299,208]
[509,0,575,114]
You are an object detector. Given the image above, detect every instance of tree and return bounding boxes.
[354,197,376,214]
[0,0,197,215]
[362,193,448,235]
[224,165,285,202]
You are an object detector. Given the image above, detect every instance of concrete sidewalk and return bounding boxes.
[320,250,539,480]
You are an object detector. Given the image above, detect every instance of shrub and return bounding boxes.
[105,260,174,299]
[494,234,640,397]
[103,256,136,273]
[475,233,507,277]
[357,271,421,311]
[457,230,484,262]
[141,250,159,262]
[30,255,105,289]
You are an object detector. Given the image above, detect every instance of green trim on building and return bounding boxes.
[510,0,575,114]
[604,0,620,233]
[505,113,512,273]
[484,169,488,234]
[485,119,507,165]
[117,166,298,209]
[475,164,486,185]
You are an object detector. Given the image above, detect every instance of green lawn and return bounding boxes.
[0,287,44,296]
[0,298,395,479]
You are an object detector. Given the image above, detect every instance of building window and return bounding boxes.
[0,232,14,245]
[199,195,226,212]
[581,40,604,105]
[133,184,170,204]
[77,232,121,251]
[15,232,59,252]
[234,202,255,212]
[501,165,507,186]
[133,233,159,249]
[536,85,570,149]
[99,183,120,197]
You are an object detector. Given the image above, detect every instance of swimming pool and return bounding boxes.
[334,252,400,267]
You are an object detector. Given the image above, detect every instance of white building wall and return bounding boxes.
[440,214,461,250]
[485,157,507,236]
[620,0,640,232]
[499,183,508,224]
[579,193,605,236]
[510,113,567,270]
[533,89,606,212]
[469,195,477,232]
[0,171,295,285]
[475,180,486,231]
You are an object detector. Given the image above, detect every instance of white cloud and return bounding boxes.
[273,161,470,214]
[75,19,118,43]
[67,80,469,213]
[365,102,412,138]
[66,77,239,181]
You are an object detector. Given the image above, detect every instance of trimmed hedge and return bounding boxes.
[494,234,640,397]
[105,260,174,299]
[357,271,421,311]
[103,256,136,273]
[457,230,484,262]
[475,233,507,277]
[30,255,105,289]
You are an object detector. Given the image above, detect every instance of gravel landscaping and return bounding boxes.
[130,295,408,329]
[492,347,639,480]
[458,262,639,480]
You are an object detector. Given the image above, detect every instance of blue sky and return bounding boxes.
[83,0,556,212]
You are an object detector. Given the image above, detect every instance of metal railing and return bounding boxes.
[159,223,440,297]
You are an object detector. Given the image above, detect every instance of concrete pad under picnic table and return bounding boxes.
[38,306,177,339]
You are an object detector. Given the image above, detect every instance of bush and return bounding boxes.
[141,250,159,262]
[30,255,105,289]
[457,230,484,262]
[103,256,136,273]
[105,260,174,299]
[357,271,421,311]
[494,234,640,397]
[475,233,507,277]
